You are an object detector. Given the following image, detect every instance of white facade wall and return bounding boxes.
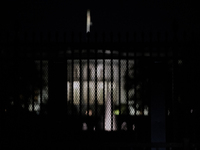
[67,59,134,105]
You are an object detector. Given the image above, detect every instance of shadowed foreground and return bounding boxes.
[0,115,140,150]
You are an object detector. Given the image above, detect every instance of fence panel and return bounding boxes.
[1,31,200,145]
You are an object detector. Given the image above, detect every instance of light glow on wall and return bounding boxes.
[67,81,117,105]
[66,59,149,120]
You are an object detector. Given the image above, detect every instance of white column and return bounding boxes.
[105,93,117,131]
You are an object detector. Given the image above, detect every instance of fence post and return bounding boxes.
[150,60,167,150]
[183,138,189,150]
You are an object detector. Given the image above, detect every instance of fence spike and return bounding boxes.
[118,32,121,43]
[48,31,51,42]
[64,32,67,43]
[157,31,160,42]
[110,32,113,43]
[126,32,129,42]
[55,31,59,42]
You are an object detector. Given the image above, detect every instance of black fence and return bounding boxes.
[1,31,200,147]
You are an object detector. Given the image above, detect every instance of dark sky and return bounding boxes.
[1,0,199,41]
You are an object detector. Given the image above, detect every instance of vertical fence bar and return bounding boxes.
[79,32,82,117]
[23,31,28,111]
[165,31,168,58]
[157,32,161,57]
[149,31,154,146]
[32,31,35,113]
[47,32,51,115]
[165,31,168,56]
[87,33,90,118]
[172,31,177,142]
[66,60,68,116]
[0,33,3,113]
[110,32,114,131]
[95,32,97,119]
[40,32,43,115]
[111,52,114,131]
[95,33,98,127]
[64,32,68,116]
[126,36,129,117]
[118,45,121,130]
[14,30,20,115]
[111,33,114,131]
[71,32,74,116]
[141,32,145,116]
[118,33,122,130]
[133,32,137,116]
[103,32,105,131]
[174,46,180,142]
[149,32,152,119]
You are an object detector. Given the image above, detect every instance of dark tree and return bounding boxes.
[0,58,41,115]
[124,59,151,114]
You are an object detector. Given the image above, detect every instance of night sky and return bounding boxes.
[1,0,199,41]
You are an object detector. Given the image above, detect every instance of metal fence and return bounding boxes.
[1,31,200,145]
